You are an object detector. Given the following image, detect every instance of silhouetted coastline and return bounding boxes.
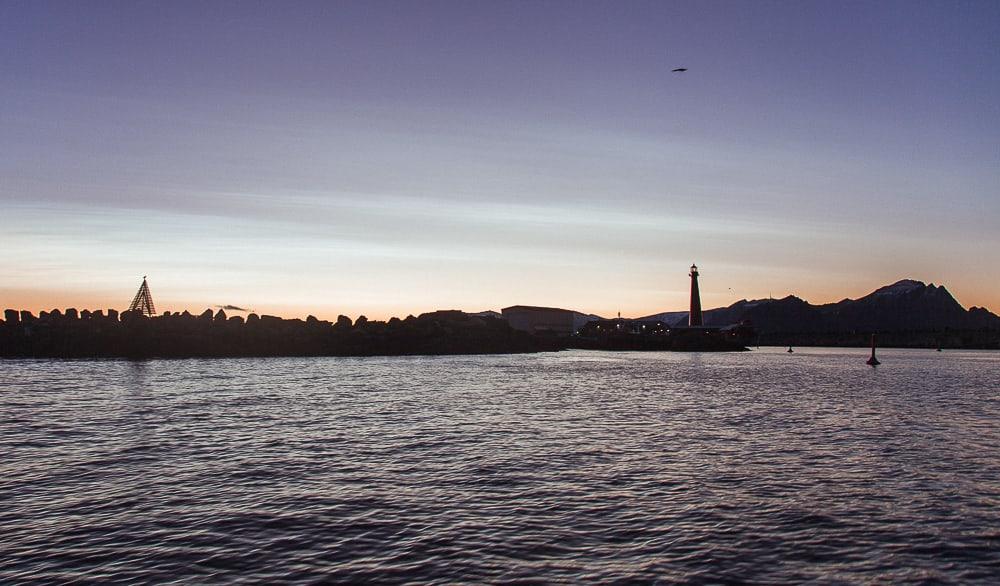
[643,280,1000,335]
[2,299,998,360]
[571,319,753,352]
[12,269,996,359]
[0,309,551,359]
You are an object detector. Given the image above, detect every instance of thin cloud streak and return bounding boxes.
[1,2,998,316]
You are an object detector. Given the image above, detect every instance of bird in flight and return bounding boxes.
[672,67,688,72]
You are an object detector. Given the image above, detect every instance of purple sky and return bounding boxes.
[2,1,998,319]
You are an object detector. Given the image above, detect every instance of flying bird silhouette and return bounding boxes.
[672,67,688,72]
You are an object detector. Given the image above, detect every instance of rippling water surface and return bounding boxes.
[3,348,1000,583]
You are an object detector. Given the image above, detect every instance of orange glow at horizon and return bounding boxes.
[4,270,998,324]
[2,2,999,329]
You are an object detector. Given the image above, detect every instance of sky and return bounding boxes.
[2,1,998,320]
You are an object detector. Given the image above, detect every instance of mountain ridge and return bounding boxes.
[640,279,1000,333]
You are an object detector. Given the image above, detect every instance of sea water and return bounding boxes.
[2,348,999,583]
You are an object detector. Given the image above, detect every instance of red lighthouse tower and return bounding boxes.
[689,264,703,327]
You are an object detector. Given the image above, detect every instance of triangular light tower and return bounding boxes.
[128,276,157,317]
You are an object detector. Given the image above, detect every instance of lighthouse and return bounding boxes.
[689,264,703,327]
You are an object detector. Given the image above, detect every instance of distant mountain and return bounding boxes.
[472,310,503,319]
[640,280,1000,333]
[573,312,606,331]
[638,310,688,325]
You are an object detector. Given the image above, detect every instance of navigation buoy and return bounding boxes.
[866,333,880,366]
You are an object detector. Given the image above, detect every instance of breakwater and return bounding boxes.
[0,309,546,358]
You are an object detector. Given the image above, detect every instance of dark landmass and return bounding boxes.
[641,280,1000,349]
[3,279,998,358]
[572,320,752,352]
[0,309,553,359]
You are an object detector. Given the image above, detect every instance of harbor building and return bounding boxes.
[501,305,594,336]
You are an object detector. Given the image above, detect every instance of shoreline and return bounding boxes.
[3,345,998,362]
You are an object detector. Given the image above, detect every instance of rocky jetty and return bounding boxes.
[0,309,549,359]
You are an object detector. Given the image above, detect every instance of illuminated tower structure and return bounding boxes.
[128,276,156,317]
[689,264,703,327]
